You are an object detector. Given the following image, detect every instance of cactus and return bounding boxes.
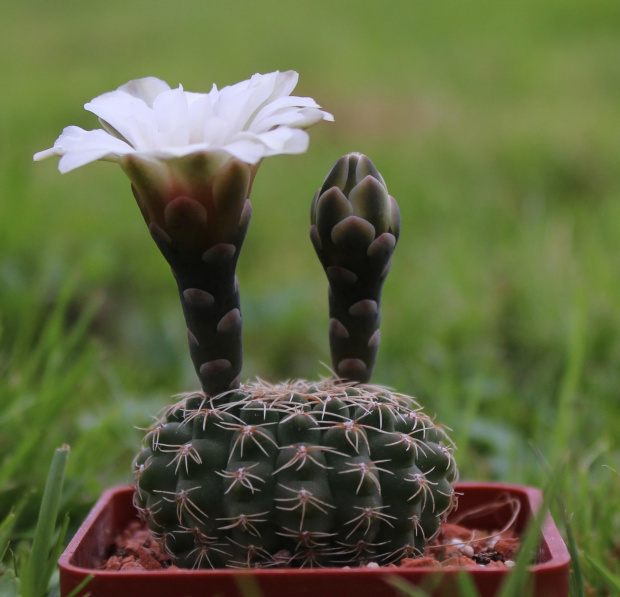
[133,154,458,568]
[33,76,458,568]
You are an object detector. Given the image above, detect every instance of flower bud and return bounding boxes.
[312,153,400,245]
[310,153,400,384]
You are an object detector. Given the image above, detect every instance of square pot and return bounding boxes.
[59,482,570,597]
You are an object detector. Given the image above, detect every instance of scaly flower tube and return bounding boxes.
[35,71,333,396]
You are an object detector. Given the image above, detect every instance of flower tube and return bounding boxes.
[35,71,333,396]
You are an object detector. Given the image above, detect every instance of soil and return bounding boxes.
[101,522,177,571]
[101,520,520,571]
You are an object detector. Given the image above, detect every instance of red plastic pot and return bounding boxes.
[59,482,570,597]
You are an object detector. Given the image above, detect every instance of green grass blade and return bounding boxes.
[497,470,560,597]
[63,575,93,597]
[386,576,433,597]
[585,554,620,592]
[530,444,586,597]
[234,576,263,597]
[0,434,43,490]
[45,514,70,592]
[550,303,585,457]
[557,496,586,597]
[456,571,481,597]
[0,511,18,562]
[21,445,70,597]
[0,498,28,562]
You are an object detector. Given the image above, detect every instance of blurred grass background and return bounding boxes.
[1,0,620,594]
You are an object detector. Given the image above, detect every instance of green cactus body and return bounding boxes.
[134,379,458,568]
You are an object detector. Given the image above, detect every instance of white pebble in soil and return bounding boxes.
[449,538,474,558]
[460,545,474,558]
[486,537,500,548]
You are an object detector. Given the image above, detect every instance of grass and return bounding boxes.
[1,0,620,595]
[1,446,72,597]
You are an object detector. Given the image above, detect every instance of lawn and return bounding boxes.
[1,0,619,595]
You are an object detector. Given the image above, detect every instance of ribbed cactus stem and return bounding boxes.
[134,379,458,568]
[310,153,400,383]
[128,156,255,397]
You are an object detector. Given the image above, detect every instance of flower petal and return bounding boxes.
[152,86,190,147]
[34,126,134,172]
[248,87,333,132]
[254,127,310,155]
[33,147,61,161]
[85,90,158,150]
[147,142,212,159]
[199,115,234,148]
[187,94,216,144]
[252,106,334,132]
[117,77,171,108]
[220,137,270,164]
[33,125,86,161]
[214,71,298,133]
[266,71,299,102]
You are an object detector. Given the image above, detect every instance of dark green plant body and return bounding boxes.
[133,379,458,568]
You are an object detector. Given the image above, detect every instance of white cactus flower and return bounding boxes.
[34,71,333,173]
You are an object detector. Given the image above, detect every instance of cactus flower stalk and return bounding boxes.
[34,71,333,396]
